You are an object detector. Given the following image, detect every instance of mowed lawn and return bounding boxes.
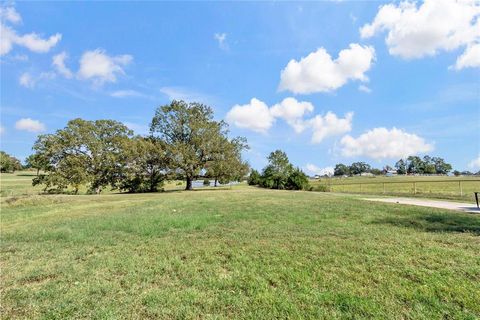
[1,185,480,318]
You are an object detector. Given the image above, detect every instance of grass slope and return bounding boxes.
[1,187,479,319]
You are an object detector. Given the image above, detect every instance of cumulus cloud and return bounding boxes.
[279,43,375,94]
[226,97,352,143]
[305,164,334,177]
[0,6,61,56]
[78,49,132,85]
[52,51,73,78]
[340,127,433,160]
[0,6,21,24]
[214,33,228,50]
[270,97,314,133]
[15,118,46,133]
[468,154,480,170]
[14,32,61,53]
[452,43,480,70]
[225,98,275,133]
[306,112,353,143]
[360,0,480,67]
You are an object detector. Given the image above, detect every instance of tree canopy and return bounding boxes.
[28,100,249,193]
[150,100,248,190]
[32,118,133,194]
[248,150,309,191]
[0,151,22,173]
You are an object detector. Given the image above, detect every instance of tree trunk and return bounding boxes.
[36,168,39,176]
[185,176,193,190]
[214,178,218,187]
[149,173,156,192]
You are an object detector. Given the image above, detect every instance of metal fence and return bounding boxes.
[320,179,480,196]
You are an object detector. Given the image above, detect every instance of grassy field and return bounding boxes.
[0,171,235,198]
[1,172,480,319]
[311,175,480,202]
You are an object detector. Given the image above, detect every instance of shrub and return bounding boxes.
[203,179,210,186]
[285,168,310,190]
[247,169,261,185]
[313,185,330,192]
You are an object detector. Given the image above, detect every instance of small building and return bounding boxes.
[385,170,397,176]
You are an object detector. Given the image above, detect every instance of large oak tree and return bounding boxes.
[32,118,133,194]
[150,100,246,190]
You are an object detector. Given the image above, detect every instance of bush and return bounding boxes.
[247,169,261,185]
[203,179,210,186]
[285,168,310,190]
[313,185,330,192]
[251,151,310,191]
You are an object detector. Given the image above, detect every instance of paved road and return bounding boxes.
[364,197,480,213]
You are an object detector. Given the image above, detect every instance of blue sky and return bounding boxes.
[1,1,479,173]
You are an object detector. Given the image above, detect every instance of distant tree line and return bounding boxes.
[26,100,249,194]
[333,155,453,177]
[394,156,452,175]
[248,150,310,190]
[0,151,22,173]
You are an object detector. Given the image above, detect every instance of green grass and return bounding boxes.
[311,175,480,202]
[1,176,479,319]
[0,171,44,197]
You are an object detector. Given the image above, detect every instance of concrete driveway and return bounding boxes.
[363,197,480,213]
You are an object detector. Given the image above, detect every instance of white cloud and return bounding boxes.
[305,164,334,177]
[19,72,35,88]
[110,90,144,98]
[358,84,372,93]
[225,98,275,133]
[270,97,314,133]
[340,127,433,160]
[15,118,46,133]
[214,32,228,50]
[0,23,14,55]
[0,125,5,136]
[279,43,375,94]
[78,49,132,85]
[0,6,21,24]
[14,32,61,53]
[226,97,352,142]
[0,6,61,56]
[452,43,480,70]
[306,112,353,143]
[18,71,56,89]
[360,0,480,63]
[468,154,480,170]
[52,51,73,78]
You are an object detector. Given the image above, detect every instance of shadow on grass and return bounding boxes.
[373,212,480,235]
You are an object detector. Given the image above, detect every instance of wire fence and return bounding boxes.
[315,179,480,199]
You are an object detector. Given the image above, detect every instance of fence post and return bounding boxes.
[413,182,416,194]
[459,181,463,196]
[383,182,386,194]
